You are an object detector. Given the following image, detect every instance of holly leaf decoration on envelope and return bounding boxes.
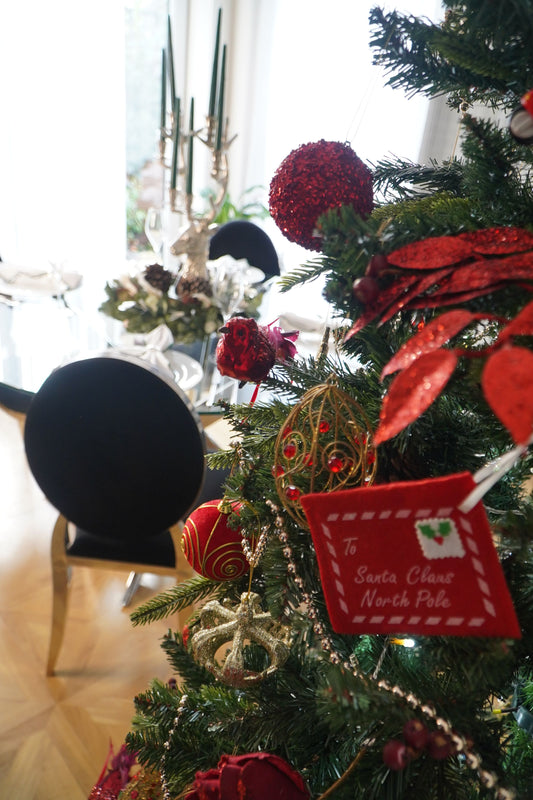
[300,472,521,638]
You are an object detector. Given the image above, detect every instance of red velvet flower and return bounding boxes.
[185,753,310,800]
[216,317,298,385]
[264,324,299,363]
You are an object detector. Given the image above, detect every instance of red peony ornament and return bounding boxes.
[185,752,310,800]
[269,140,373,251]
[181,499,249,581]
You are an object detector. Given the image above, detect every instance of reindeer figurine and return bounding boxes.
[170,149,230,301]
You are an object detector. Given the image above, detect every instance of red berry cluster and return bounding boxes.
[351,253,390,307]
[382,719,456,771]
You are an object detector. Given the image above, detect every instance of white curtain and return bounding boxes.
[167,0,444,271]
[231,0,445,268]
[0,1,126,286]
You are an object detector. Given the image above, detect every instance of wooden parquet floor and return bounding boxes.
[0,406,191,799]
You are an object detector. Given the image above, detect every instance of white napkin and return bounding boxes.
[118,323,175,376]
[279,310,348,333]
[0,263,82,295]
[207,255,265,286]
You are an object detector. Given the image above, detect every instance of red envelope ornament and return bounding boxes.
[300,472,521,638]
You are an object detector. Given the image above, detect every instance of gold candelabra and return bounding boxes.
[157,9,236,293]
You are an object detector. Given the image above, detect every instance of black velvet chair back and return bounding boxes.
[24,352,206,541]
[208,220,280,280]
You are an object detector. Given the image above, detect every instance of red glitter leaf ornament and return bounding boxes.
[436,253,533,296]
[269,140,373,252]
[344,273,419,339]
[457,226,533,255]
[408,283,507,310]
[375,350,458,444]
[387,227,533,271]
[497,299,533,342]
[482,346,533,444]
[378,267,455,325]
[381,310,478,378]
[347,226,533,337]
[387,236,473,270]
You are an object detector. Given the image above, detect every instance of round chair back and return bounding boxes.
[24,353,206,540]
[208,220,280,279]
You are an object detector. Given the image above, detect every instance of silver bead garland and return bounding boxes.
[241,523,269,568]
[160,693,188,800]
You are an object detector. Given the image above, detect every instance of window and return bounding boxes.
[0,1,445,277]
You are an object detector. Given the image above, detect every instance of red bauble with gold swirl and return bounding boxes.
[181,499,249,581]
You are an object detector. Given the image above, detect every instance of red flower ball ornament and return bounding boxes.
[216,317,298,385]
[181,499,249,581]
[269,140,373,251]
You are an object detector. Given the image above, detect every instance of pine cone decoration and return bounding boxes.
[177,274,213,301]
[143,263,175,293]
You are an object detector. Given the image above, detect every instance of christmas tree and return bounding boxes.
[121,3,533,798]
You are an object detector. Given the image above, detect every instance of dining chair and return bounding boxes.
[208,220,280,280]
[23,351,228,675]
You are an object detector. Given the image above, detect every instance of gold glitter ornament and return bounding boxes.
[118,765,164,799]
[190,592,291,687]
[273,380,377,527]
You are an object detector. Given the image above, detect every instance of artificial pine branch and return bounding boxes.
[371,156,465,199]
[369,4,533,109]
[369,7,508,102]
[130,576,224,626]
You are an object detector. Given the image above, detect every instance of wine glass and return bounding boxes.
[205,258,248,406]
[144,207,164,257]
[208,257,246,321]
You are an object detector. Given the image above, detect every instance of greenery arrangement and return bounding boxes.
[115,3,533,799]
[99,264,224,344]
[99,262,264,345]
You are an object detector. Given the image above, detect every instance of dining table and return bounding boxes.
[0,259,336,416]
[0,265,209,414]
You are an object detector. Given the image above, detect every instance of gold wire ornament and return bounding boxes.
[273,380,377,527]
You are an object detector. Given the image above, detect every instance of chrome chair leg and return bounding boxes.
[122,572,143,607]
